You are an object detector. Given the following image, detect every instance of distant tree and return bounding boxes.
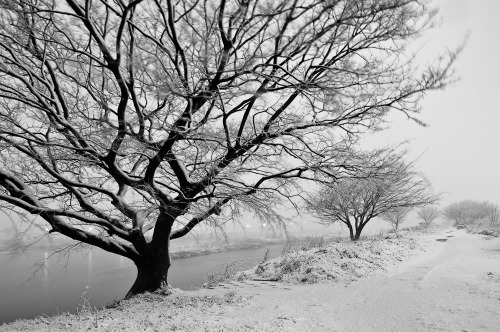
[442,201,488,227]
[307,149,439,241]
[416,206,440,227]
[382,207,413,232]
[484,202,499,226]
[0,0,457,295]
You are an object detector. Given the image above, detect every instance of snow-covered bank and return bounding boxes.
[230,235,424,285]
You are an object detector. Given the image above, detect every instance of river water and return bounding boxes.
[0,243,285,325]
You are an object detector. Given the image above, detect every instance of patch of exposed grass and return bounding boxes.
[203,259,252,288]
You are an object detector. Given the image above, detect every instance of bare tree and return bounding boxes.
[443,201,488,227]
[0,0,456,294]
[382,207,413,232]
[484,202,499,226]
[416,206,440,227]
[307,149,439,241]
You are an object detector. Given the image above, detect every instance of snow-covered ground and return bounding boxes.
[2,227,499,331]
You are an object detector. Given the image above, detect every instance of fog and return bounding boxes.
[360,0,500,206]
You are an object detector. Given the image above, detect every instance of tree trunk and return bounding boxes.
[127,255,171,296]
[347,224,355,241]
[353,224,366,241]
[127,209,175,296]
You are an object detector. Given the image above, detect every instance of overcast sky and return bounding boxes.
[361,0,500,206]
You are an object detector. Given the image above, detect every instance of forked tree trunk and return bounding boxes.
[347,224,362,241]
[353,223,366,241]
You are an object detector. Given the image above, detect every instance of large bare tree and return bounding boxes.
[307,149,439,240]
[0,0,455,294]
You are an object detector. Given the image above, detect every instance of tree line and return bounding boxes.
[442,200,499,227]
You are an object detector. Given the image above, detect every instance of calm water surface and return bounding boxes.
[0,244,283,325]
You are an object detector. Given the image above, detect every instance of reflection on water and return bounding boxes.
[42,252,49,285]
[0,243,283,325]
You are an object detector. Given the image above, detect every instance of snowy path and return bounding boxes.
[206,229,500,331]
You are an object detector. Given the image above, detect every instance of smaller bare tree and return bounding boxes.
[382,207,413,233]
[442,200,488,227]
[484,202,499,226]
[307,149,439,241]
[417,206,440,227]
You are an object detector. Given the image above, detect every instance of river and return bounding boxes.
[0,243,286,325]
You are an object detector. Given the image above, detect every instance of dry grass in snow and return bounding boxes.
[232,236,423,285]
[2,289,247,332]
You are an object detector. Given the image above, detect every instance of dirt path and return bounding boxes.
[201,229,500,331]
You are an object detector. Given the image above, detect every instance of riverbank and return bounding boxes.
[0,235,314,324]
[171,235,311,260]
[5,225,485,331]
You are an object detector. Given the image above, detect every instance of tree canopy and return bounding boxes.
[416,206,440,227]
[381,207,412,232]
[0,0,456,294]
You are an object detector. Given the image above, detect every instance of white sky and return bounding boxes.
[361,0,500,206]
